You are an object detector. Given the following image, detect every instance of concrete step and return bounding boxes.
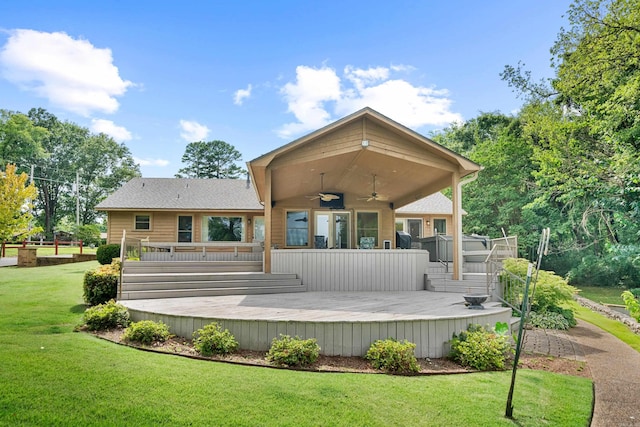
[122,278,302,291]
[119,283,307,300]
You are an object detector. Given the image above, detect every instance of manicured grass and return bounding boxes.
[2,245,96,257]
[0,263,592,426]
[576,285,626,305]
[570,301,640,352]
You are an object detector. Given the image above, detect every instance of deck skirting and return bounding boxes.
[271,249,429,292]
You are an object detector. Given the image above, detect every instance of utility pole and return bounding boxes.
[76,170,80,226]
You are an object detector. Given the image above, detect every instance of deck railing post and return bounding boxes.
[79,240,83,254]
[54,239,59,255]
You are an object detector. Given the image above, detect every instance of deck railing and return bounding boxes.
[485,235,519,303]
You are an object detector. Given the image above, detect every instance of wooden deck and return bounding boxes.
[121,291,513,358]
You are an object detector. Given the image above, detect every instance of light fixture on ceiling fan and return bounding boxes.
[358,174,388,202]
[306,173,340,201]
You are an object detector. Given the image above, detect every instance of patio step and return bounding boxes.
[424,272,488,294]
[122,260,262,274]
[119,260,305,300]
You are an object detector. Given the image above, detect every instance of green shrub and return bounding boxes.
[82,300,130,331]
[449,324,513,371]
[567,244,640,287]
[528,311,570,330]
[192,322,238,356]
[123,320,170,345]
[628,288,640,298]
[622,290,640,322]
[365,338,419,374]
[83,261,120,306]
[75,224,102,247]
[266,335,320,367]
[96,244,121,265]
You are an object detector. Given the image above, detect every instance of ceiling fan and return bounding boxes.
[358,174,388,202]
[306,173,340,202]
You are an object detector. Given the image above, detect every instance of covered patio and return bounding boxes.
[248,107,481,281]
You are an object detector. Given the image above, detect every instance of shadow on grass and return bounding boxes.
[70,304,87,314]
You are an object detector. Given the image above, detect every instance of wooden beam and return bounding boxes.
[264,168,272,273]
[451,172,462,280]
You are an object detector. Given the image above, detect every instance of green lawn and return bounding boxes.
[576,285,627,305]
[2,245,96,258]
[0,263,592,426]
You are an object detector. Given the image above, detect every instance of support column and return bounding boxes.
[451,172,462,280]
[264,168,272,273]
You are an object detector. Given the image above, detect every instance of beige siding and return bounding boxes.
[107,210,260,244]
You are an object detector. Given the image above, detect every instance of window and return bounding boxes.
[202,216,244,241]
[434,218,447,235]
[356,211,379,248]
[134,214,150,230]
[314,211,350,248]
[253,216,265,242]
[178,216,193,242]
[286,211,309,247]
[395,218,423,240]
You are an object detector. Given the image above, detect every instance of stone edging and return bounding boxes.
[574,295,640,334]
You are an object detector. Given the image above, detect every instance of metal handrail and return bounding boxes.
[434,230,449,273]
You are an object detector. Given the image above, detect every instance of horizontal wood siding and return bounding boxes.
[271,249,428,291]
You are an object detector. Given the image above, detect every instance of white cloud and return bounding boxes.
[234,84,252,105]
[0,29,133,116]
[90,119,132,142]
[277,64,463,139]
[134,157,170,167]
[179,119,210,142]
[278,65,341,138]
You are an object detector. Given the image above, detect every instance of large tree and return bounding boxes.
[176,140,246,179]
[502,0,640,253]
[0,164,42,241]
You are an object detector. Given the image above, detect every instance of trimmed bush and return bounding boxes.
[266,335,320,367]
[82,300,130,331]
[449,324,513,371]
[123,320,171,345]
[83,261,120,306]
[96,244,121,265]
[528,311,570,330]
[365,338,419,374]
[192,322,238,356]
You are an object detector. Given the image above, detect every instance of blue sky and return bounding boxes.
[1,1,571,177]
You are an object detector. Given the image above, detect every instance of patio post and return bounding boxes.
[264,167,272,273]
[451,172,462,280]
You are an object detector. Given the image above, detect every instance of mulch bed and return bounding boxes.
[88,328,589,377]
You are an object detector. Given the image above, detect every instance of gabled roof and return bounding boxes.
[95,178,263,211]
[247,107,481,207]
[396,192,466,215]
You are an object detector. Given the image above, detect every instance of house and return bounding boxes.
[101,107,519,358]
[98,107,480,280]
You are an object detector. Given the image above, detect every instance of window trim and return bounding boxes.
[355,210,380,249]
[177,215,193,243]
[201,215,246,242]
[134,213,152,231]
[285,209,310,248]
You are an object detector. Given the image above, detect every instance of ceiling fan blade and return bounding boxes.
[305,195,320,200]
[319,193,340,201]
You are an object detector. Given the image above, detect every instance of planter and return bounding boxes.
[463,294,489,310]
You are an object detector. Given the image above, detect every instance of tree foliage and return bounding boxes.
[0,108,141,238]
[176,140,245,179]
[0,164,42,241]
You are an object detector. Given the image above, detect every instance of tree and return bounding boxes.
[0,164,42,241]
[26,108,140,237]
[0,110,48,168]
[176,140,246,179]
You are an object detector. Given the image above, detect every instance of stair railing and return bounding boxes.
[434,229,449,273]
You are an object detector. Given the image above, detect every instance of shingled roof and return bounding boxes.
[95,178,263,211]
[396,192,465,215]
